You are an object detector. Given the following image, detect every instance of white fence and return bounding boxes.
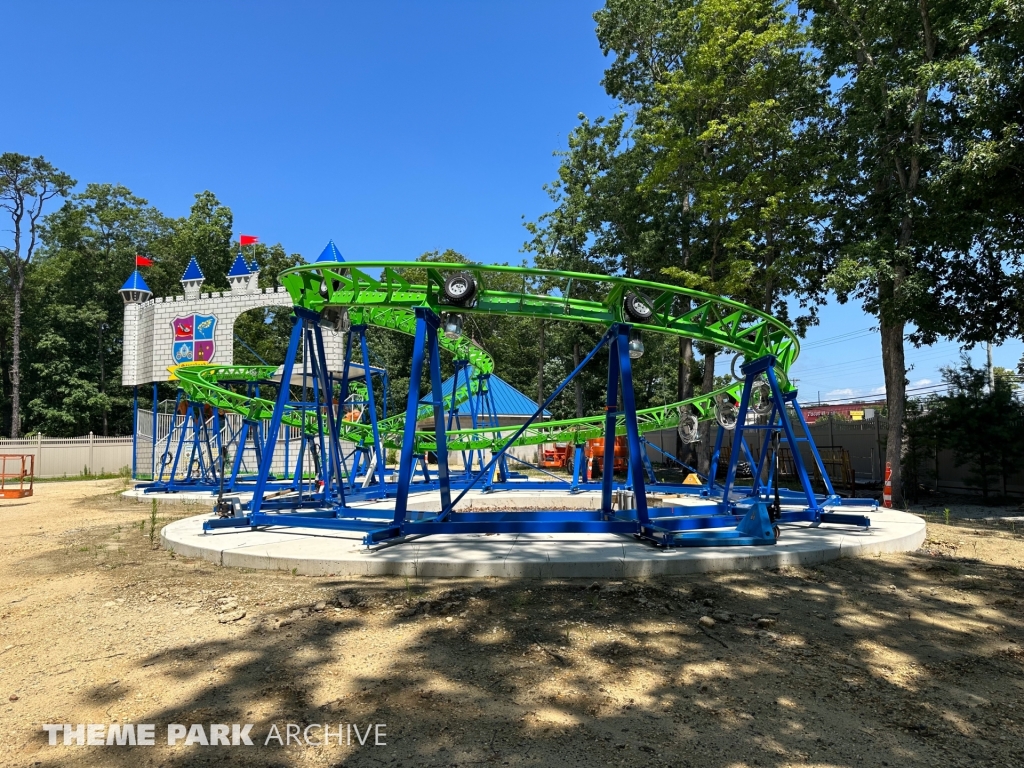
[0,434,133,478]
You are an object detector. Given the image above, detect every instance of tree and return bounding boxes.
[233,243,305,366]
[32,184,170,435]
[806,0,1023,506]
[928,356,1024,499]
[0,154,75,436]
[528,0,828,472]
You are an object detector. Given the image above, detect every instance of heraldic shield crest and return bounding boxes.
[172,314,217,364]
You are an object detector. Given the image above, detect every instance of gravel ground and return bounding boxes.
[1,480,1022,768]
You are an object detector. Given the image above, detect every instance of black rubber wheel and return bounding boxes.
[442,273,477,305]
[623,292,654,322]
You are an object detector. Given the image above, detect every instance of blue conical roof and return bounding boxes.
[120,269,151,294]
[227,253,251,277]
[423,367,551,417]
[181,257,204,281]
[248,259,260,273]
[315,240,345,263]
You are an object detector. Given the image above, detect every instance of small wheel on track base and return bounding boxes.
[714,397,739,430]
[442,273,477,306]
[773,525,781,540]
[623,292,654,323]
[749,379,774,415]
[677,408,699,443]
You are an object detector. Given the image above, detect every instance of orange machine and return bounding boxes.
[584,436,628,476]
[539,437,629,477]
[539,443,572,469]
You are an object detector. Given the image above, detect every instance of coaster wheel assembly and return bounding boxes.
[442,273,477,306]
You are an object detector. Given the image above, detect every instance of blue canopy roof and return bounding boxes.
[120,270,151,293]
[181,257,204,281]
[227,253,252,277]
[315,240,345,263]
[422,367,550,418]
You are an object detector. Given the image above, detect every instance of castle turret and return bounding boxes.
[180,257,205,300]
[247,259,261,291]
[227,253,253,293]
[119,270,152,304]
[315,239,345,263]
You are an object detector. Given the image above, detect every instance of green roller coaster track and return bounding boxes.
[172,262,801,455]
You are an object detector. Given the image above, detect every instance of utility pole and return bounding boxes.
[987,342,995,393]
[99,322,108,436]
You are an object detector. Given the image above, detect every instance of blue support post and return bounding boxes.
[600,329,621,517]
[250,314,304,515]
[163,391,185,484]
[357,326,387,492]
[311,319,347,506]
[614,324,650,524]
[426,319,453,515]
[394,308,435,524]
[570,444,586,493]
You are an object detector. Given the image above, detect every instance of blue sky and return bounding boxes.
[4,1,1020,401]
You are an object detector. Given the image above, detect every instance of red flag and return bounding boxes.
[135,255,154,267]
[239,235,259,246]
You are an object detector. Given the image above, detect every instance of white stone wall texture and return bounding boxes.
[122,285,344,386]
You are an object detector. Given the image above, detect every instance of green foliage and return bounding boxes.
[908,356,1024,500]
[232,242,304,366]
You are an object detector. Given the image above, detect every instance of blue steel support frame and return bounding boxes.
[718,355,834,515]
[249,313,303,515]
[613,324,650,524]
[356,325,387,492]
[311,319,347,507]
[394,307,449,523]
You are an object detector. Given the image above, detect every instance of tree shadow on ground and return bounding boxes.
[18,535,1024,768]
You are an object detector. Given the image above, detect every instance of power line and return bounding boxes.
[799,326,876,350]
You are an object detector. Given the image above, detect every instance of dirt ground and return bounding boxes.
[1,480,1022,768]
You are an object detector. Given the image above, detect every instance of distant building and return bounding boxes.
[800,401,884,422]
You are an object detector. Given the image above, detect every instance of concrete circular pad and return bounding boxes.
[159,489,926,578]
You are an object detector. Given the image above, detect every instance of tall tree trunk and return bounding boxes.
[573,342,583,418]
[698,347,717,476]
[676,336,694,460]
[10,281,22,438]
[537,320,545,407]
[879,280,906,507]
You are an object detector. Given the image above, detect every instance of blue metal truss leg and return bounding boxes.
[394,308,433,525]
[230,420,252,483]
[357,325,387,493]
[638,438,658,484]
[338,327,356,489]
[426,320,453,515]
[753,404,780,493]
[708,424,725,493]
[788,394,839,501]
[311,319,347,506]
[720,375,753,509]
[763,367,820,512]
[614,324,649,524]
[570,444,585,493]
[160,390,184,483]
[250,314,303,515]
[600,331,621,517]
[446,327,616,513]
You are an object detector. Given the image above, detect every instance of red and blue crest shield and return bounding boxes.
[172,314,217,364]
